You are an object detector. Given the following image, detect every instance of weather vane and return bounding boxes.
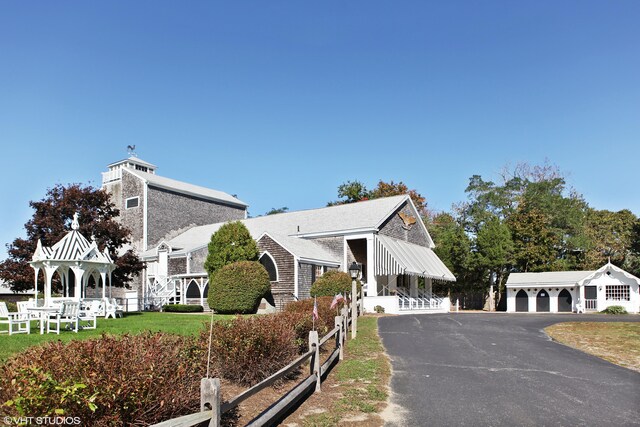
[127,145,137,156]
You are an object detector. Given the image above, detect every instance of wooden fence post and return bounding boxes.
[309,330,321,392]
[341,307,348,340]
[201,377,220,427]
[335,316,344,360]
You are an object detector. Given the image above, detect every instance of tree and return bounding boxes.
[508,204,561,272]
[328,179,428,214]
[583,209,637,268]
[204,221,259,275]
[0,183,143,293]
[265,207,288,215]
[327,180,370,206]
[429,213,472,290]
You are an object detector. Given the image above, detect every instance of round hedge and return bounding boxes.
[310,270,361,297]
[208,261,271,314]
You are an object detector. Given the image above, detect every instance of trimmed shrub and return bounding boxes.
[204,221,259,275]
[163,304,204,313]
[374,305,385,313]
[601,305,628,315]
[310,271,361,297]
[0,333,206,425]
[200,314,298,386]
[208,261,271,314]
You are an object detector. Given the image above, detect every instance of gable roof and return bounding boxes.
[577,262,640,286]
[506,270,595,287]
[124,168,248,208]
[259,232,341,265]
[141,195,416,261]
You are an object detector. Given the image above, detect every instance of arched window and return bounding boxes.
[259,252,278,282]
[186,280,201,298]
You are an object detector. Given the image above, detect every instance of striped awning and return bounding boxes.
[374,234,456,281]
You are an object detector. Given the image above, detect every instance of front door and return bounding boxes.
[558,289,572,312]
[516,289,529,312]
[536,290,550,312]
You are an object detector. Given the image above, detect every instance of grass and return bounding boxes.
[0,312,233,362]
[302,315,390,427]
[545,322,640,372]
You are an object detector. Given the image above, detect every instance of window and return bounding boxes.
[605,285,630,301]
[135,165,148,172]
[259,253,278,281]
[125,197,139,209]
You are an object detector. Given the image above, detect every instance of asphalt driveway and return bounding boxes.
[378,313,640,427]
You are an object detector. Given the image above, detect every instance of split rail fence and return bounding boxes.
[152,298,361,427]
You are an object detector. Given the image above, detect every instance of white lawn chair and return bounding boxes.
[0,301,31,335]
[16,301,39,320]
[104,298,124,319]
[47,301,80,334]
[79,300,103,329]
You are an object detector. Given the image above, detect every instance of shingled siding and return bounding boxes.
[168,257,187,276]
[257,235,295,311]
[189,247,209,274]
[309,236,344,266]
[119,171,145,250]
[379,201,429,246]
[298,263,314,300]
[147,186,245,248]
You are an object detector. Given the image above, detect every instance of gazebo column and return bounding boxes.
[32,266,40,305]
[44,264,58,306]
[100,270,107,299]
[70,265,85,302]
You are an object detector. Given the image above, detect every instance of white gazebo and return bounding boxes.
[29,213,116,306]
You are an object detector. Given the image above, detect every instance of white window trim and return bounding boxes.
[125,196,140,209]
[260,251,279,282]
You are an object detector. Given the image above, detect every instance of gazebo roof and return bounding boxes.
[31,213,114,266]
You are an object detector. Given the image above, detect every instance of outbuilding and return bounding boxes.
[506,262,639,314]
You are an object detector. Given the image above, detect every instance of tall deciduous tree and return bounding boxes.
[584,209,637,268]
[328,179,428,214]
[204,221,259,275]
[0,183,143,292]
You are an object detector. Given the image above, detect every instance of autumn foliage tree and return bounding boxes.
[0,183,144,293]
[328,179,428,214]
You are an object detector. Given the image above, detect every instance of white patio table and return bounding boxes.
[27,307,61,334]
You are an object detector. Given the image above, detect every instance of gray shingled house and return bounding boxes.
[141,195,456,314]
[101,156,248,297]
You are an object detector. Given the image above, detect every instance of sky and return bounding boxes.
[0,1,639,260]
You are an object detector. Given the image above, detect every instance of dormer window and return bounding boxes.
[135,165,148,172]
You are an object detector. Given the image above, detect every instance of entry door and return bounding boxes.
[536,290,550,312]
[558,289,572,312]
[515,290,529,312]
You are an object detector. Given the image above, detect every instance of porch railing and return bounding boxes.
[397,288,446,310]
[585,299,597,311]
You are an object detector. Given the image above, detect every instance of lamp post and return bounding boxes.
[349,262,361,339]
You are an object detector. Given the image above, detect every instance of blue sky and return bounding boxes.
[1,1,638,259]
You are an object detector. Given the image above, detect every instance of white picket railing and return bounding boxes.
[397,288,446,311]
[146,276,178,307]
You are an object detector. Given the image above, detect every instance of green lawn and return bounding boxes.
[0,312,232,362]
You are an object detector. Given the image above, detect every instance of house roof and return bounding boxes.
[124,168,248,208]
[506,270,595,287]
[142,195,416,261]
[260,233,341,265]
[577,262,640,286]
[107,156,158,169]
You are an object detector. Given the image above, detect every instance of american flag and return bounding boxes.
[330,293,344,310]
[312,297,319,322]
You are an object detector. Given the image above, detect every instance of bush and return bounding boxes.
[374,305,385,313]
[601,305,628,315]
[0,333,206,425]
[208,261,271,314]
[163,304,204,313]
[204,221,259,275]
[310,271,361,297]
[283,296,342,350]
[200,315,298,386]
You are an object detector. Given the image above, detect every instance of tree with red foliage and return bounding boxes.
[0,183,144,293]
[328,179,428,215]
